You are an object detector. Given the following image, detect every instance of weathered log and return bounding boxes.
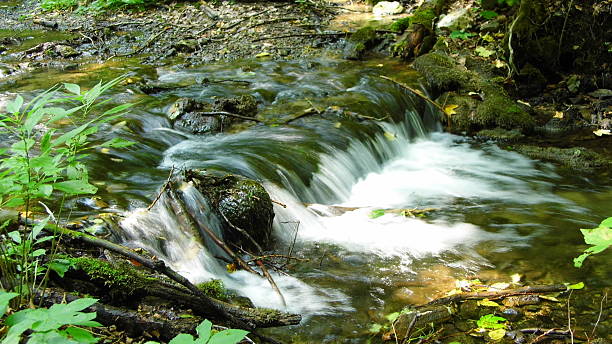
[35,288,199,341]
[423,284,568,306]
[39,222,301,330]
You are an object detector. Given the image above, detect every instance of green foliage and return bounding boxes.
[475,46,495,57]
[479,10,498,20]
[197,279,229,301]
[450,31,475,40]
[40,0,79,10]
[369,209,385,219]
[145,319,248,344]
[0,291,102,344]
[574,218,611,268]
[0,75,132,302]
[497,0,519,6]
[567,282,584,290]
[389,17,412,32]
[69,256,152,293]
[476,314,507,329]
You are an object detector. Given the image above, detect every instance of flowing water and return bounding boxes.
[0,56,610,343]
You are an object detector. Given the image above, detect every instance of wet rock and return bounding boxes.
[589,89,612,99]
[372,1,404,16]
[436,7,473,32]
[476,128,525,142]
[343,26,379,60]
[213,95,258,117]
[167,98,229,135]
[391,23,434,60]
[513,146,611,172]
[185,170,274,251]
[54,44,80,58]
[480,20,501,33]
[392,305,455,341]
[413,53,471,93]
[501,307,522,321]
[173,39,198,53]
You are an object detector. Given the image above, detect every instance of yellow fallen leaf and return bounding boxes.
[553,111,564,119]
[489,282,510,290]
[110,158,123,163]
[100,148,111,154]
[376,64,384,67]
[255,52,271,58]
[445,288,461,296]
[477,299,501,307]
[444,104,459,116]
[334,122,342,128]
[384,132,396,141]
[494,59,507,68]
[517,100,531,107]
[593,129,611,136]
[510,273,522,284]
[488,329,506,341]
[539,295,561,302]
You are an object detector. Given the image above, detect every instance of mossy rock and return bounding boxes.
[389,17,412,33]
[512,146,611,172]
[213,95,258,118]
[343,26,379,60]
[475,95,535,132]
[413,53,470,92]
[475,128,525,142]
[185,170,274,251]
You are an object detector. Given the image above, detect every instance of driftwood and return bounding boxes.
[423,284,568,306]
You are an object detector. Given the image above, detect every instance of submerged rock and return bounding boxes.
[343,26,379,60]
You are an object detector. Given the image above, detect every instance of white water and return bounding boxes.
[120,92,570,317]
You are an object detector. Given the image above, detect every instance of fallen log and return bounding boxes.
[423,284,568,306]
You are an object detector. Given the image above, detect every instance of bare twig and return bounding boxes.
[252,32,347,42]
[425,285,568,306]
[286,221,300,266]
[591,292,607,337]
[218,208,264,254]
[271,199,287,208]
[567,290,574,344]
[147,166,175,211]
[378,75,446,115]
[256,260,287,308]
[200,111,263,123]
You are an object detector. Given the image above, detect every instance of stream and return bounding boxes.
[1,56,610,343]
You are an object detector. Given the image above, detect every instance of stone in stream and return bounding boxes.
[167,95,258,135]
[185,170,274,252]
[372,1,404,16]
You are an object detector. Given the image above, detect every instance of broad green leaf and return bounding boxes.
[99,137,136,148]
[62,326,99,343]
[100,102,134,117]
[37,184,54,198]
[57,297,99,313]
[600,217,612,228]
[385,312,400,323]
[488,328,506,341]
[369,323,383,333]
[6,95,23,113]
[0,292,19,318]
[23,108,46,133]
[369,209,385,219]
[8,231,21,244]
[475,46,495,58]
[476,314,506,329]
[64,83,81,95]
[53,180,97,195]
[480,10,498,20]
[195,319,212,343]
[28,330,76,344]
[168,334,195,344]
[208,329,249,344]
[48,259,76,278]
[450,30,475,40]
[567,282,584,290]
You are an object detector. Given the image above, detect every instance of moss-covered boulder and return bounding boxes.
[185,170,274,251]
[413,52,471,93]
[343,26,379,60]
[512,146,612,172]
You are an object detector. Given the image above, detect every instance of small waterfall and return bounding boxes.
[118,73,571,317]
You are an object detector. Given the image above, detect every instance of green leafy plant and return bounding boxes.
[0,291,102,343]
[476,314,507,329]
[475,46,495,57]
[144,319,248,344]
[574,217,612,268]
[450,31,475,40]
[479,10,498,20]
[0,76,133,303]
[369,209,385,219]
